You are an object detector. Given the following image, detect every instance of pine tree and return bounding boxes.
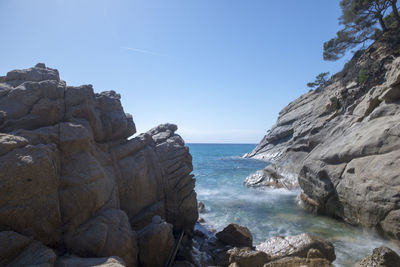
[307,72,330,89]
[323,0,399,61]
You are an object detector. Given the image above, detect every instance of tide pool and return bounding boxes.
[189,143,400,267]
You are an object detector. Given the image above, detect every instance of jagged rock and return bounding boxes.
[137,216,175,267]
[198,201,206,213]
[244,165,298,189]
[55,255,126,267]
[0,64,198,266]
[256,233,335,262]
[226,247,270,267]
[245,30,400,239]
[356,246,400,267]
[216,224,253,247]
[0,231,56,267]
[263,256,333,267]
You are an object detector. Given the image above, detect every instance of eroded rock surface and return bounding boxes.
[245,30,400,239]
[256,233,335,262]
[0,64,198,266]
[356,246,400,267]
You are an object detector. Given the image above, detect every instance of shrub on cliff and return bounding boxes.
[307,72,330,89]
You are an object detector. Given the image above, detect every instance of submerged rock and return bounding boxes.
[356,246,400,267]
[216,224,253,247]
[256,233,335,262]
[244,165,298,189]
[198,201,206,213]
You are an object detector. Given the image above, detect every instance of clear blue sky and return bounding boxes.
[0,0,350,143]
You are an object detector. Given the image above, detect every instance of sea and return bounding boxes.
[188,143,400,267]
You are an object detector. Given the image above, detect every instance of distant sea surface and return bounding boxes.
[188,143,399,267]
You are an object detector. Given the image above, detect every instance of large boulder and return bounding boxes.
[0,231,56,267]
[0,64,199,266]
[226,247,270,267]
[263,256,333,267]
[356,246,400,267]
[0,134,61,246]
[256,233,335,262]
[137,216,175,267]
[216,224,253,247]
[64,208,138,267]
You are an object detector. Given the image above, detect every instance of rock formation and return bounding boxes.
[216,224,253,248]
[245,29,400,239]
[193,222,335,267]
[356,246,400,267]
[0,64,198,266]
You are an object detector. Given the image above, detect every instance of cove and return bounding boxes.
[190,143,400,267]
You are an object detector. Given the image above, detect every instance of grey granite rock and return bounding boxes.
[0,64,198,266]
[256,233,335,262]
[246,33,400,239]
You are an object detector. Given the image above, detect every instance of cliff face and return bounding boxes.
[247,32,400,240]
[0,64,198,266]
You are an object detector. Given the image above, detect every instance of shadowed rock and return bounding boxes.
[356,246,400,267]
[216,224,253,247]
[0,64,198,266]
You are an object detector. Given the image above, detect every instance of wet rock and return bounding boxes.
[256,233,335,262]
[137,216,175,267]
[55,255,126,267]
[356,246,400,267]
[263,256,333,267]
[244,165,298,189]
[198,201,206,213]
[227,247,270,267]
[216,224,253,247]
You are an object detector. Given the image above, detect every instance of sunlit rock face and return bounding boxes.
[246,33,400,240]
[0,63,198,266]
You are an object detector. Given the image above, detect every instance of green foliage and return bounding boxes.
[358,68,370,83]
[329,96,341,111]
[307,72,330,89]
[323,0,399,61]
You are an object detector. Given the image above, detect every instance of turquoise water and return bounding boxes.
[189,143,400,267]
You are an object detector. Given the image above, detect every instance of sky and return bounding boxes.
[0,0,351,143]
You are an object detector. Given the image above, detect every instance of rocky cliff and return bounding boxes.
[0,63,198,266]
[246,30,400,240]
